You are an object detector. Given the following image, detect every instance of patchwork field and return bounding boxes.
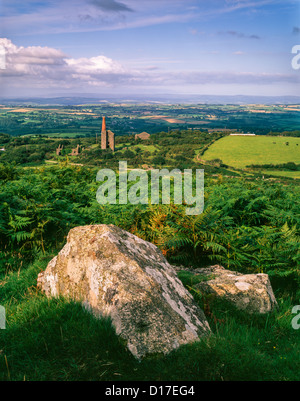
[202,135,300,169]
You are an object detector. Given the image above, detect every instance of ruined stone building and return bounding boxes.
[69,144,81,156]
[135,131,150,141]
[56,144,64,156]
[101,116,115,151]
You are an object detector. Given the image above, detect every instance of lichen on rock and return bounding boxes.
[37,224,211,359]
[185,265,278,314]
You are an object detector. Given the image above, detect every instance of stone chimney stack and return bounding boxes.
[102,116,106,133]
[101,116,115,151]
[101,116,107,149]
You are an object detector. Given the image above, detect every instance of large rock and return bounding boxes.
[187,265,277,314]
[37,224,211,359]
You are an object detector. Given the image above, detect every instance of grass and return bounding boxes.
[39,132,85,138]
[202,136,300,169]
[0,254,299,381]
[262,170,300,179]
[132,144,157,153]
[117,144,157,153]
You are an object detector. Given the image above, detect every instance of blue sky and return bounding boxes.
[0,0,299,97]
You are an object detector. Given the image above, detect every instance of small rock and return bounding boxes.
[189,265,278,314]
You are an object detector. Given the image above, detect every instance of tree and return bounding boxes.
[152,156,166,166]
[123,150,135,159]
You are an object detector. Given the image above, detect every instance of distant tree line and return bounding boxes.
[247,162,300,171]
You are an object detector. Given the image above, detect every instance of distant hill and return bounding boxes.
[1,94,300,106]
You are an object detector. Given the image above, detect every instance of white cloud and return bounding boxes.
[65,55,125,74]
[0,38,131,87]
[0,38,298,96]
[0,38,66,70]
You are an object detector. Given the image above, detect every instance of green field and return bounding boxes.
[39,132,85,138]
[202,135,300,169]
[263,170,300,179]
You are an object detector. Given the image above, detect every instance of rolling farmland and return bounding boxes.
[202,135,300,169]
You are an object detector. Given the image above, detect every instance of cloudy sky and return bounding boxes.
[0,0,299,97]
